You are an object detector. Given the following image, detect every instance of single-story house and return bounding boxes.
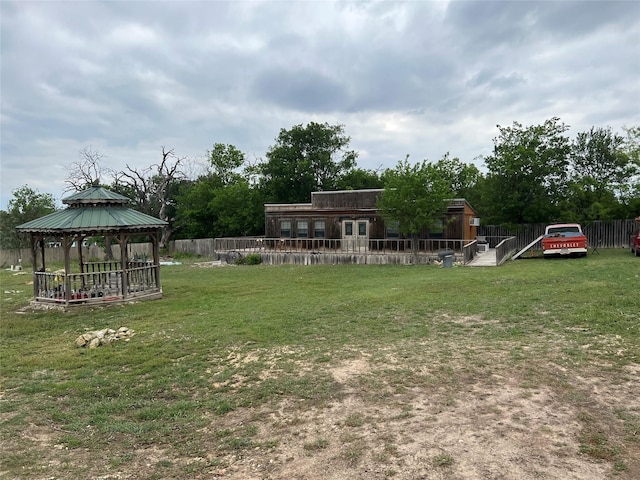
[264,189,479,253]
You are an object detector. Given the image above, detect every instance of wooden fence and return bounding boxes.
[478,219,637,250]
[2,219,636,267]
[171,238,217,257]
[0,243,152,268]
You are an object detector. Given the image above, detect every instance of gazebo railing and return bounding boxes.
[35,271,121,302]
[83,260,122,273]
[34,261,159,304]
[126,264,158,294]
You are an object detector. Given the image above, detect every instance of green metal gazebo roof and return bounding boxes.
[62,186,131,205]
[16,186,167,234]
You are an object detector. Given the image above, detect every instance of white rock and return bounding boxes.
[75,326,133,347]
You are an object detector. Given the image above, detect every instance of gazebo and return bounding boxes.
[16,186,167,306]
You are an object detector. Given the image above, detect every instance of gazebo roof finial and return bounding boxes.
[63,186,131,206]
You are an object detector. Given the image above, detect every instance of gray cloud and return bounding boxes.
[252,67,348,112]
[1,0,638,208]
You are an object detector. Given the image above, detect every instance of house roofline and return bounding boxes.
[312,189,384,195]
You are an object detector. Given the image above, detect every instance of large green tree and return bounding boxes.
[208,182,264,236]
[174,144,265,238]
[258,122,357,203]
[433,153,483,208]
[0,186,56,249]
[208,143,246,186]
[483,118,571,225]
[564,126,637,221]
[620,126,640,218]
[173,177,217,239]
[334,167,384,190]
[377,157,452,245]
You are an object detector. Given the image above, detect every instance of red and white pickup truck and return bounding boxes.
[542,223,588,257]
[631,227,640,257]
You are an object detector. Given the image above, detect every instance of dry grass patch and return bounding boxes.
[168,336,636,480]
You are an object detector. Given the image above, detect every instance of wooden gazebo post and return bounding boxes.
[119,232,129,300]
[29,234,39,298]
[62,233,72,304]
[39,236,46,272]
[152,232,161,290]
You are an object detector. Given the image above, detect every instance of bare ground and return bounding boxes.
[2,333,638,480]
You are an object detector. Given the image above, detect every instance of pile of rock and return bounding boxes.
[75,327,135,348]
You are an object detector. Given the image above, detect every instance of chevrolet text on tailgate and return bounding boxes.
[542,223,588,257]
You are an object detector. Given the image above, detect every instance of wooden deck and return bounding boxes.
[256,251,461,266]
[211,236,518,266]
[214,237,474,265]
[466,248,498,267]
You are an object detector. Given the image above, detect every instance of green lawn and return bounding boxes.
[1,249,638,479]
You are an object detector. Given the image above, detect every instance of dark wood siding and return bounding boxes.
[266,211,376,239]
[266,191,477,241]
[312,190,382,210]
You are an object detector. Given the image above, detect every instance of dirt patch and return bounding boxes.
[5,341,637,480]
[195,357,616,480]
[330,357,372,383]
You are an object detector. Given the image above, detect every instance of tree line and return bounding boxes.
[1,118,639,249]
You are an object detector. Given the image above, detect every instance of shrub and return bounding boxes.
[172,251,199,261]
[235,253,262,265]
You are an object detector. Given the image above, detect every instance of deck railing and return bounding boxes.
[34,261,160,304]
[463,240,478,264]
[495,236,518,265]
[214,237,468,255]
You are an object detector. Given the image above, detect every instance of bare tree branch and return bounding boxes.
[114,147,187,247]
[64,147,113,192]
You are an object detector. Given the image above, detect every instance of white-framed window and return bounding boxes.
[280,220,291,238]
[314,220,325,238]
[297,220,309,238]
[358,221,367,236]
[344,221,353,236]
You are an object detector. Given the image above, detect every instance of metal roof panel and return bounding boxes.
[16,206,166,233]
[62,186,130,205]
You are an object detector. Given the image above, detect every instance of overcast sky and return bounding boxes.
[1,0,639,209]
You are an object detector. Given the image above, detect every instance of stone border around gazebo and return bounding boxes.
[16,186,167,307]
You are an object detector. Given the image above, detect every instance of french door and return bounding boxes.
[342,220,368,252]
